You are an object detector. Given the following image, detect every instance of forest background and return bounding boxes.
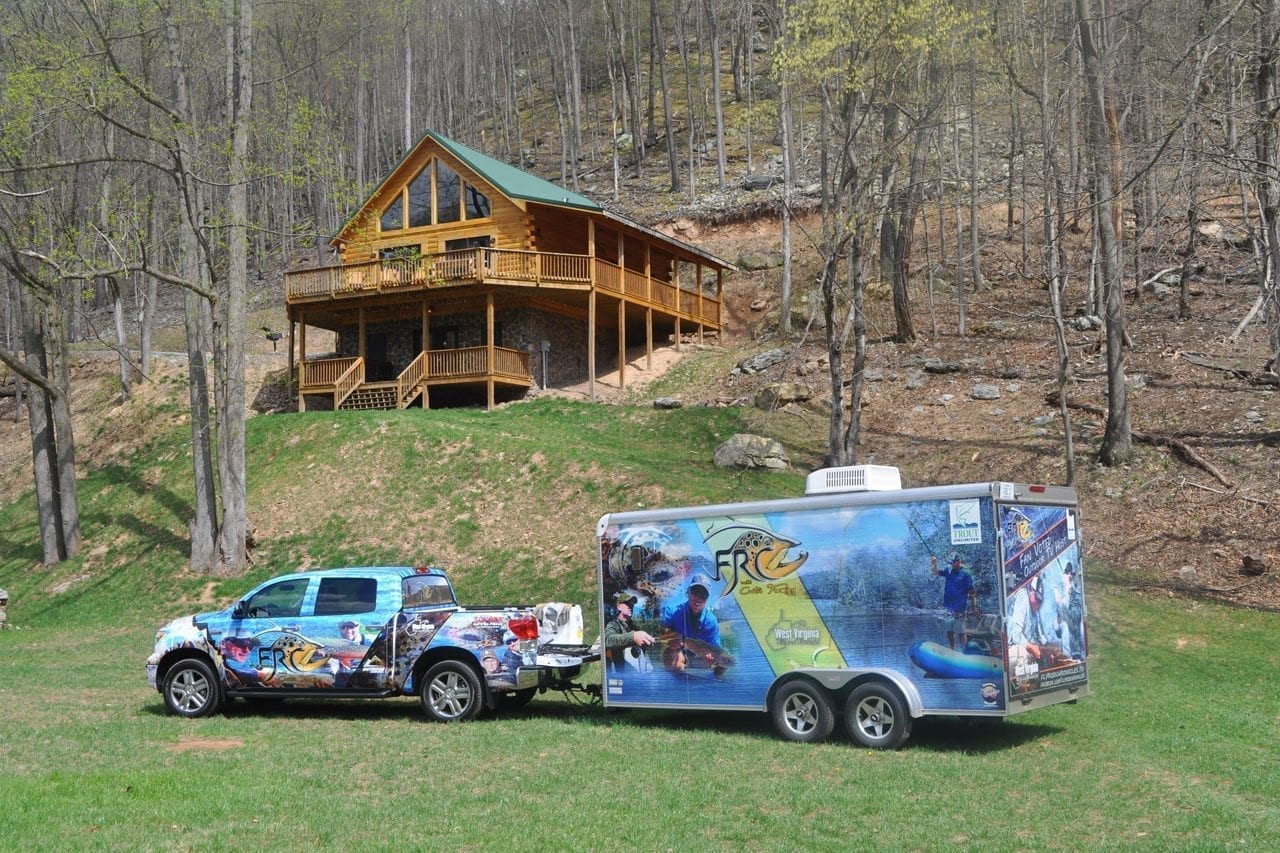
[0,0,1277,606]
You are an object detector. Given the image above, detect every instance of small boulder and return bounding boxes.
[653,397,683,410]
[713,434,789,470]
[925,360,964,375]
[1241,554,1270,576]
[734,348,789,375]
[737,251,784,271]
[740,174,781,191]
[971,384,1001,401]
[754,382,812,409]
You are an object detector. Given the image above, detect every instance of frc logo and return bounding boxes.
[949,499,982,546]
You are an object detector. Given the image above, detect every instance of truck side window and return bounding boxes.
[403,575,456,608]
[244,580,307,619]
[313,577,378,616]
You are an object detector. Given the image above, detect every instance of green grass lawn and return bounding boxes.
[1,393,1277,849]
[0,586,1276,849]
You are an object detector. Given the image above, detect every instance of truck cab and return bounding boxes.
[147,566,588,721]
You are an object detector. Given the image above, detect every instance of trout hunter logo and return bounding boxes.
[711,525,808,597]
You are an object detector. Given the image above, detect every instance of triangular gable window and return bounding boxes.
[436,160,461,224]
[380,195,404,232]
[465,184,490,219]
[408,165,432,228]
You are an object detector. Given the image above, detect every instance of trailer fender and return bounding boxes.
[785,668,925,719]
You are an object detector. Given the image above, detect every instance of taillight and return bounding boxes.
[507,615,539,641]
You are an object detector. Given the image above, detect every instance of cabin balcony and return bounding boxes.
[284,247,721,328]
[296,347,531,412]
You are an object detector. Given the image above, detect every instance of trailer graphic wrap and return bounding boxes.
[601,496,1006,713]
[999,504,1087,698]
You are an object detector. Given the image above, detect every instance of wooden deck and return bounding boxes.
[297,347,531,411]
[284,247,721,328]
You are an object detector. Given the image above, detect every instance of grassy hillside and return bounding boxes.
[0,354,805,631]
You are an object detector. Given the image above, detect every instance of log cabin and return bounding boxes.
[283,130,734,411]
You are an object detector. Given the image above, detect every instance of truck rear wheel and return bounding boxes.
[162,658,223,718]
[420,661,484,723]
[845,682,912,749]
[771,680,835,743]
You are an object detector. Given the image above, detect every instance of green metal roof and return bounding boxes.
[426,130,602,212]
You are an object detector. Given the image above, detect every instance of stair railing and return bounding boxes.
[396,351,428,408]
[333,357,365,409]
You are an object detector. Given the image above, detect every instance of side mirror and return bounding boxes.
[232,600,248,619]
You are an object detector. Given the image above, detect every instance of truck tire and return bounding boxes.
[420,661,484,723]
[770,680,835,743]
[163,658,223,718]
[845,682,912,749]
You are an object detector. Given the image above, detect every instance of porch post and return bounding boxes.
[673,263,682,353]
[298,312,307,412]
[617,298,626,389]
[697,265,705,346]
[645,245,652,370]
[287,318,295,407]
[358,306,366,361]
[486,289,495,410]
[422,300,430,410]
[588,290,597,401]
[717,268,724,339]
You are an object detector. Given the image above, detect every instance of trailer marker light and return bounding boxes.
[1028,485,1047,493]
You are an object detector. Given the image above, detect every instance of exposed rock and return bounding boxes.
[1196,220,1251,248]
[798,355,829,376]
[1005,382,1022,394]
[749,298,768,312]
[754,382,812,409]
[713,433,789,470]
[733,347,789,375]
[1241,554,1270,576]
[740,174,781,191]
[924,360,964,374]
[1000,366,1023,380]
[971,383,1001,401]
[970,320,1018,339]
[1177,565,1198,585]
[738,251,783,271]
[1031,414,1057,427]
[905,370,927,390]
[653,397,683,410]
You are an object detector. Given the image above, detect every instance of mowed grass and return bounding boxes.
[1,384,1278,848]
[0,587,1276,849]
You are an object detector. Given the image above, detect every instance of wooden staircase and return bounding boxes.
[338,384,400,410]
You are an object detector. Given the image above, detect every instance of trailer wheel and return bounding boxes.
[771,680,835,743]
[420,661,484,723]
[845,682,912,749]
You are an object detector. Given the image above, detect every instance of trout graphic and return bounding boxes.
[700,520,808,597]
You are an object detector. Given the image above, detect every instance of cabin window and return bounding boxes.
[436,160,461,224]
[380,194,404,232]
[408,166,432,228]
[379,244,419,261]
[465,183,490,219]
[444,235,493,252]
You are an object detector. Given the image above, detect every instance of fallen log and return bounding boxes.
[1047,393,1235,488]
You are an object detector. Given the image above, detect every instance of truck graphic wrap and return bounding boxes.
[601,495,1007,714]
[999,504,1087,698]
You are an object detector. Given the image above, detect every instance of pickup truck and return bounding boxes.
[146,566,595,721]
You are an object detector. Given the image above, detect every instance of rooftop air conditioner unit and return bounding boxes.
[805,465,902,495]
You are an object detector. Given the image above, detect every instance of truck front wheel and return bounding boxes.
[420,661,484,723]
[770,680,835,743]
[845,682,912,749]
[163,658,223,718]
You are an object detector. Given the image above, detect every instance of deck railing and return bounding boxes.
[286,252,720,324]
[300,356,361,389]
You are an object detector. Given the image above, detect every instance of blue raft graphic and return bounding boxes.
[909,640,1003,679]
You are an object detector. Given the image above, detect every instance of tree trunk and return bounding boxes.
[1076,0,1132,465]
